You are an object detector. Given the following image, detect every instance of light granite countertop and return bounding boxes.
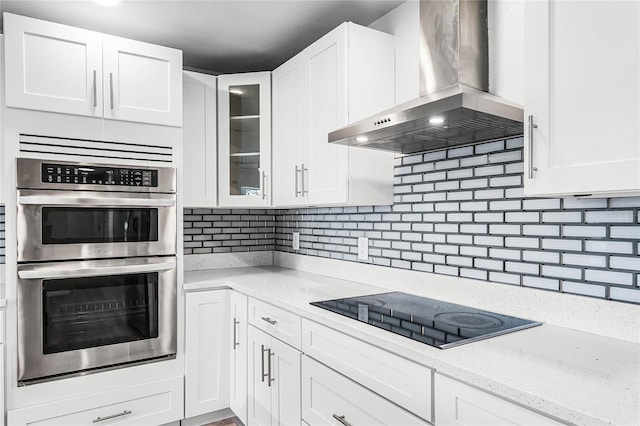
[185,265,639,426]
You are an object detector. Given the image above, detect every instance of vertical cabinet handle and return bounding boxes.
[301,163,308,196]
[267,348,274,387]
[233,318,239,349]
[92,70,97,108]
[261,171,267,200]
[109,73,114,110]
[528,115,538,179]
[93,410,132,423]
[295,165,301,197]
[261,344,268,383]
[332,414,352,426]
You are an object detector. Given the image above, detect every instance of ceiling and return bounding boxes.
[0,0,405,74]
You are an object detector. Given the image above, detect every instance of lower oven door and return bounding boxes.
[17,256,177,384]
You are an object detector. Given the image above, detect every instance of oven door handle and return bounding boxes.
[18,195,175,207]
[18,260,177,280]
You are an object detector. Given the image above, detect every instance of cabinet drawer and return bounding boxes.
[302,356,429,426]
[8,376,184,426]
[248,298,301,349]
[435,374,563,426]
[302,319,432,422]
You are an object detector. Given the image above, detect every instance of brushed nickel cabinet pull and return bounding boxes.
[93,410,132,423]
[109,73,114,110]
[301,163,308,196]
[295,165,301,197]
[528,115,538,179]
[267,348,274,387]
[332,414,352,426]
[262,171,267,200]
[92,70,97,108]
[261,316,277,325]
[233,318,240,349]
[261,344,267,382]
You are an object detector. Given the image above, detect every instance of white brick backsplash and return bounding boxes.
[489,224,521,235]
[562,281,607,298]
[435,180,460,191]
[401,251,422,261]
[523,225,560,236]
[523,198,561,210]
[585,210,634,223]
[447,256,474,267]
[489,200,522,210]
[490,248,521,260]
[610,197,640,208]
[523,276,560,291]
[474,212,505,222]
[541,238,583,251]
[402,154,423,165]
[474,235,504,246]
[563,225,607,238]
[460,201,488,212]
[413,203,435,212]
[402,174,423,184]
[562,197,608,209]
[562,253,607,268]
[610,226,640,239]
[476,140,505,153]
[490,175,522,187]
[436,202,460,212]
[475,189,504,200]
[461,268,488,280]
[392,241,411,250]
[414,182,435,192]
[460,178,489,189]
[447,190,474,201]
[423,171,447,181]
[435,264,459,276]
[460,154,488,167]
[413,223,434,232]
[609,287,640,303]
[394,185,413,194]
[448,146,474,157]
[435,159,460,170]
[412,262,434,272]
[424,151,447,161]
[422,213,446,222]
[505,187,525,198]
[506,137,524,149]
[585,240,633,254]
[423,192,447,201]
[505,237,540,249]
[402,194,422,203]
[435,244,459,254]
[610,256,640,271]
[447,212,473,222]
[447,234,473,245]
[475,258,504,270]
[460,246,488,257]
[489,272,520,285]
[423,233,446,243]
[489,150,522,163]
[447,168,474,179]
[585,269,633,286]
[505,162,524,174]
[423,253,446,263]
[434,223,459,233]
[460,223,488,234]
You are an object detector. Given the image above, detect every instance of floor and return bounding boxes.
[204,417,243,426]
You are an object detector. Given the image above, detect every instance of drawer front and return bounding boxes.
[8,376,184,426]
[435,374,563,426]
[249,298,301,349]
[302,356,429,426]
[302,319,432,422]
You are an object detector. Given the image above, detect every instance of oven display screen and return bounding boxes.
[42,207,159,244]
[42,273,159,354]
[41,163,158,187]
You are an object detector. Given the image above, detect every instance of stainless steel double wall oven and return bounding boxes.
[16,158,177,384]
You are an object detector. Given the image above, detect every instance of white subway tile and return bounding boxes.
[401,174,423,184]
[423,171,447,181]
[475,212,505,222]
[461,154,488,167]
[563,225,607,238]
[424,151,447,161]
[489,272,520,285]
[474,235,504,246]
[401,232,423,242]
[413,223,434,232]
[541,238,582,251]
[435,180,460,191]
[392,259,412,269]
[505,237,540,249]
[489,150,522,163]
[373,257,391,267]
[374,240,392,248]
[475,164,505,176]
[435,202,460,212]
[489,224,521,235]
[447,256,473,267]
[412,242,434,252]
[506,136,524,149]
[423,233,447,243]
[475,258,504,270]
[391,223,410,231]
[394,157,404,167]
[401,251,422,261]
[460,178,489,189]
[423,192,447,201]
[448,168,474,179]
[423,253,446,263]
[401,194,423,203]
[476,140,505,153]
[402,154,424,165]
[402,213,422,221]
[382,249,401,259]
[434,223,459,233]
[505,162,524,174]
[523,198,561,210]
[562,281,606,298]
[413,203,435,212]
[489,200,522,210]
[394,165,412,175]
[382,231,401,239]
[460,224,488,234]
[610,197,640,208]
[474,189,504,200]
[460,246,488,257]
[435,244,459,254]
[542,265,582,280]
[562,197,607,209]
[435,264,459,276]
[421,213,446,222]
[562,253,607,268]
[505,187,525,198]
[542,211,582,223]
[609,287,640,303]
[435,159,460,170]
[523,225,560,236]
[461,268,488,280]
[447,146,474,158]
[585,269,633,286]
[522,250,560,264]
[490,175,522,187]
[610,226,640,239]
[585,210,634,223]
[523,276,560,291]
[414,183,435,192]
[460,201,488,211]
[412,262,434,272]
[447,234,473,245]
[505,212,540,223]
[447,191,474,201]
[610,256,640,271]
[585,240,633,254]
[490,248,521,260]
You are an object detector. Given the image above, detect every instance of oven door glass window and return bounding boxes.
[41,207,159,244]
[42,273,159,354]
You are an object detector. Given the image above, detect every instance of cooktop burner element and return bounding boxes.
[310,292,541,349]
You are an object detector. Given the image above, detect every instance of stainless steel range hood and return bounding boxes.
[329,0,524,154]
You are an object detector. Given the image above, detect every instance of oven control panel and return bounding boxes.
[41,163,158,187]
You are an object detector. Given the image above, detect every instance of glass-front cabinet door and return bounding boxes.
[218,72,271,206]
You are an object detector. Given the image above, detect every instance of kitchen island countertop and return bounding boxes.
[185,265,640,426]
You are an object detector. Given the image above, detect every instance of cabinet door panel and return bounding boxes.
[525,0,640,196]
[230,292,249,425]
[271,339,301,426]
[247,326,273,426]
[4,13,103,117]
[103,36,182,127]
[306,30,349,205]
[185,291,230,418]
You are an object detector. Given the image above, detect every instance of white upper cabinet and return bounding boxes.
[524,0,640,197]
[272,22,395,207]
[218,72,272,207]
[4,13,183,127]
[183,71,217,207]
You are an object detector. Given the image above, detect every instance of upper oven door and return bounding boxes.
[17,189,176,262]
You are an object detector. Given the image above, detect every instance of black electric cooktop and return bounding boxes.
[310,292,541,349]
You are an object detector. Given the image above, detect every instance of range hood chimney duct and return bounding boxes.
[329,0,524,154]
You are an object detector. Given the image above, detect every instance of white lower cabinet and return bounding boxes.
[7,376,184,425]
[434,374,563,426]
[247,325,301,426]
[229,291,249,425]
[302,356,428,426]
[185,290,230,418]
